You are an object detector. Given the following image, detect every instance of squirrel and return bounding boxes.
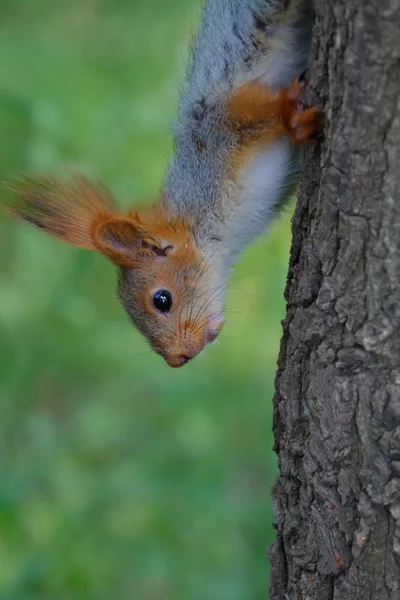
[3,0,320,368]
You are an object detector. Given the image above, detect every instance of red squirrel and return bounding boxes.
[3,0,320,368]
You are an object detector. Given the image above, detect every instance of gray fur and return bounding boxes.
[164,0,313,265]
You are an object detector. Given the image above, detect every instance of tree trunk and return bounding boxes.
[269,1,400,599]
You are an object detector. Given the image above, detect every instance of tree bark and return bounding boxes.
[269,2,400,599]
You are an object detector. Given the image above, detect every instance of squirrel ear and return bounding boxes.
[92,217,143,267]
[92,216,172,268]
[3,174,118,250]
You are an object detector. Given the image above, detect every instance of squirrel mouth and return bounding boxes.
[165,354,192,368]
[157,315,226,368]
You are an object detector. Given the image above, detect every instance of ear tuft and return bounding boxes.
[2,174,181,269]
[2,173,118,250]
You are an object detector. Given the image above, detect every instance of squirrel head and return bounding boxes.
[4,175,225,367]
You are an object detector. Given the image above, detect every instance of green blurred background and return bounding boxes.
[0,1,293,598]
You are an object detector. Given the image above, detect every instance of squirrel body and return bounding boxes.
[4,0,320,368]
[166,0,313,259]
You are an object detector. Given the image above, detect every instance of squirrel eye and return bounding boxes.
[153,290,173,313]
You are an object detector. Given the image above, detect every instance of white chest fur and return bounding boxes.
[226,136,298,259]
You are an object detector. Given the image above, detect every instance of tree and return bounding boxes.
[269,2,400,599]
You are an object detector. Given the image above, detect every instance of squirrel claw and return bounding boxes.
[282,77,323,144]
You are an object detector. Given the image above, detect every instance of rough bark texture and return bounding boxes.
[270,1,400,599]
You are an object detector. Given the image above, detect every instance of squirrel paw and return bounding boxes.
[282,77,322,144]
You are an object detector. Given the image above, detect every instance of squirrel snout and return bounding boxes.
[164,347,200,368]
[166,354,192,368]
[160,315,225,368]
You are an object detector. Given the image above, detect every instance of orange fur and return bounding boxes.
[227,81,287,137]
[5,175,118,250]
[91,206,195,268]
[227,77,321,144]
[91,215,147,267]
[128,203,194,250]
[225,77,321,178]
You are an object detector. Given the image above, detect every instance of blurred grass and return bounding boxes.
[0,1,293,598]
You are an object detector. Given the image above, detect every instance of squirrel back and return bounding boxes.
[182,0,313,110]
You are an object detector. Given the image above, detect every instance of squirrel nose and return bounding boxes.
[165,354,192,368]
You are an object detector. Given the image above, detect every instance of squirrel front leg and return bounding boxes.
[226,76,321,145]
